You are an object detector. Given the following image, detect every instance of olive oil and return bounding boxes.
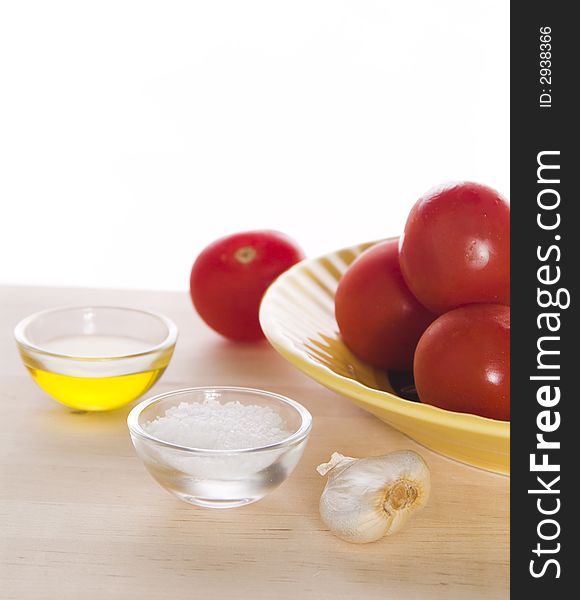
[27,335,170,411]
[27,367,165,411]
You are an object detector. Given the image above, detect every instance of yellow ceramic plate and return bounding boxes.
[260,240,510,474]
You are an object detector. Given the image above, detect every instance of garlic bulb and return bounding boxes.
[316,450,430,543]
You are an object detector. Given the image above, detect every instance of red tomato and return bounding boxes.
[190,231,305,341]
[414,304,510,420]
[399,182,510,314]
[335,239,435,370]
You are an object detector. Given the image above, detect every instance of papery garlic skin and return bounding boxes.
[317,450,430,544]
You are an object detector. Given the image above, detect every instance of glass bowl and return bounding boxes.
[127,387,312,508]
[14,306,178,411]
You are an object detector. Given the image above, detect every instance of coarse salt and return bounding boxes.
[144,399,290,450]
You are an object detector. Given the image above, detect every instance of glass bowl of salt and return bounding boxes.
[127,386,312,508]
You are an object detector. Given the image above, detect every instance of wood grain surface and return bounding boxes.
[0,286,509,599]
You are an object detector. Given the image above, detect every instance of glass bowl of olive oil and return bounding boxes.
[14,306,178,411]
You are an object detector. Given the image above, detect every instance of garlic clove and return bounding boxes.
[317,450,430,543]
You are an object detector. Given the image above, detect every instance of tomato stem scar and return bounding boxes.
[235,246,257,264]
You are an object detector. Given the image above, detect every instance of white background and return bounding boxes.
[0,1,509,291]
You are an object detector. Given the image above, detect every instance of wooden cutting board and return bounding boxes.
[0,286,509,600]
